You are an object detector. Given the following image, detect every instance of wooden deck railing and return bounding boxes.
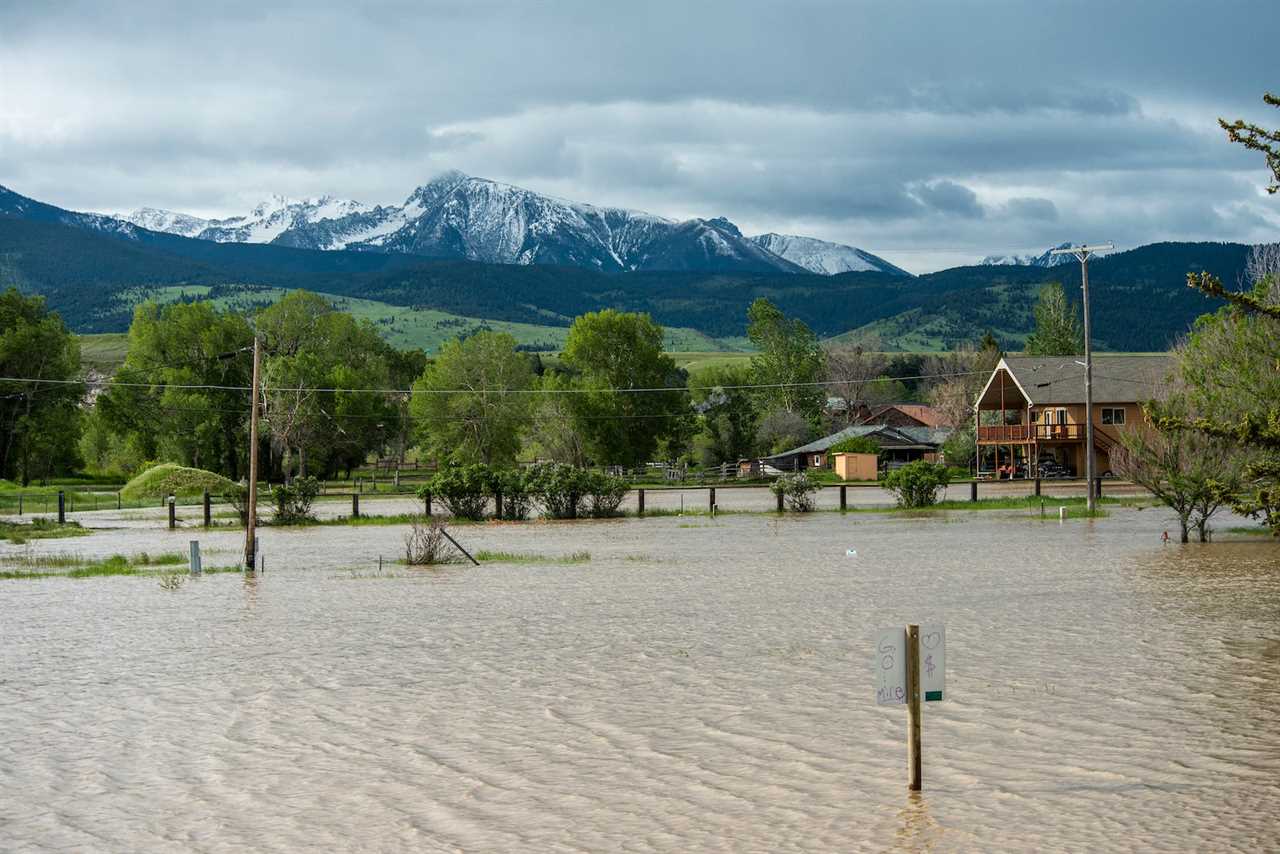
[978,424,1086,442]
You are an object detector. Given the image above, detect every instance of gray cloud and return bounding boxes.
[1,0,1277,272]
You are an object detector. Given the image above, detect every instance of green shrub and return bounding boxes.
[422,464,494,520]
[225,481,251,526]
[526,462,590,519]
[770,471,820,512]
[494,468,533,521]
[883,460,951,508]
[582,469,629,518]
[120,464,236,501]
[271,476,320,524]
[829,436,881,455]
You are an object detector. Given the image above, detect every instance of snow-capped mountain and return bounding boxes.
[979,242,1075,268]
[749,233,911,276]
[112,172,906,275]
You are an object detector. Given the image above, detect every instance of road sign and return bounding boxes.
[875,624,945,704]
[919,624,945,702]
[875,627,907,705]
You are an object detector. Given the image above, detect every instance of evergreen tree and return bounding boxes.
[1023,282,1083,355]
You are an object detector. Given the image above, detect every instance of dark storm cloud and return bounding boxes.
[1,0,1277,270]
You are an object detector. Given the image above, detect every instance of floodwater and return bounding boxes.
[1,504,1277,851]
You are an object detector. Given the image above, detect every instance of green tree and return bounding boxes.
[1024,282,1083,356]
[561,310,690,467]
[747,298,826,422]
[1161,93,1280,534]
[95,300,253,478]
[257,291,397,479]
[410,331,534,466]
[0,289,83,483]
[690,364,759,465]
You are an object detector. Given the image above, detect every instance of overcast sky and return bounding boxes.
[1,0,1277,272]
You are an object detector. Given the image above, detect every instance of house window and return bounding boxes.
[1101,407,1126,425]
[812,454,824,467]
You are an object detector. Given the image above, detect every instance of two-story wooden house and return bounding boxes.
[973,354,1173,478]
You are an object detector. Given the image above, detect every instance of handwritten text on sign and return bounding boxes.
[874,624,945,705]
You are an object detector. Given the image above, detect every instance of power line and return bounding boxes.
[0,368,990,395]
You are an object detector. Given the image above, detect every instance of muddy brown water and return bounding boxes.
[1,504,1277,851]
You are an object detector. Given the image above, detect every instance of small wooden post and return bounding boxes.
[394,468,400,489]
[424,491,433,516]
[1094,477,1103,501]
[168,496,176,529]
[776,490,784,513]
[58,490,66,524]
[840,485,847,512]
[189,540,202,575]
[708,487,716,512]
[203,491,212,527]
[352,493,360,518]
[637,488,645,517]
[1034,477,1041,497]
[495,491,504,520]
[905,623,922,791]
[358,478,363,494]
[970,481,978,502]
[568,492,577,520]
[17,494,22,516]
[117,491,122,510]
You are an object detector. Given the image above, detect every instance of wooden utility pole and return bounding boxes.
[905,623,922,790]
[245,335,262,570]
[1050,243,1113,513]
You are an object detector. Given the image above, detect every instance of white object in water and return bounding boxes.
[846,549,858,557]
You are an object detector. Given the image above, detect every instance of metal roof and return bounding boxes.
[764,423,952,459]
[978,354,1174,407]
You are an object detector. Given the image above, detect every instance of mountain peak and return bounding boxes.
[749,232,912,276]
[979,242,1075,268]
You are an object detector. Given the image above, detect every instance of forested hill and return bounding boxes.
[0,208,1246,351]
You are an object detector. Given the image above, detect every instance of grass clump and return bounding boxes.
[120,464,236,501]
[0,550,238,579]
[473,550,591,564]
[0,518,90,544]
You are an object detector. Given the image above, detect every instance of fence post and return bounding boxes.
[708,487,715,512]
[776,490,784,513]
[840,485,847,512]
[395,467,400,489]
[58,490,65,524]
[352,493,360,519]
[569,492,577,520]
[117,491,122,510]
[637,488,645,517]
[203,490,212,527]
[168,496,176,530]
[189,540,202,575]
[17,494,22,516]
[1034,477,1041,497]
[495,491,504,520]
[970,481,978,503]
[1094,477,1103,501]
[424,491,432,517]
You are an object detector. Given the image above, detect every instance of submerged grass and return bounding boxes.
[0,519,90,544]
[473,549,591,564]
[1225,525,1274,536]
[0,550,238,579]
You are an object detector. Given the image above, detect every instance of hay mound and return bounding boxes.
[120,464,236,501]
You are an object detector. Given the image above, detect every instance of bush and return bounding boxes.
[582,469,629,518]
[422,464,494,521]
[120,464,236,501]
[526,462,591,519]
[494,468,533,521]
[883,461,951,508]
[404,515,457,565]
[271,476,320,524]
[225,481,251,526]
[829,436,881,455]
[770,471,820,512]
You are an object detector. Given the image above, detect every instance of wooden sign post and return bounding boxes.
[876,623,945,790]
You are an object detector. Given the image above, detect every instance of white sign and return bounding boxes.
[919,624,945,702]
[874,624,946,704]
[875,627,907,705]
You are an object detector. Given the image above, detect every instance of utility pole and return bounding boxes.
[245,335,262,570]
[1049,243,1113,513]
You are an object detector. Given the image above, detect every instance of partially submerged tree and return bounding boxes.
[1113,392,1243,543]
[1024,282,1083,356]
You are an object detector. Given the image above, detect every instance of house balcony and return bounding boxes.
[977,424,1086,443]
